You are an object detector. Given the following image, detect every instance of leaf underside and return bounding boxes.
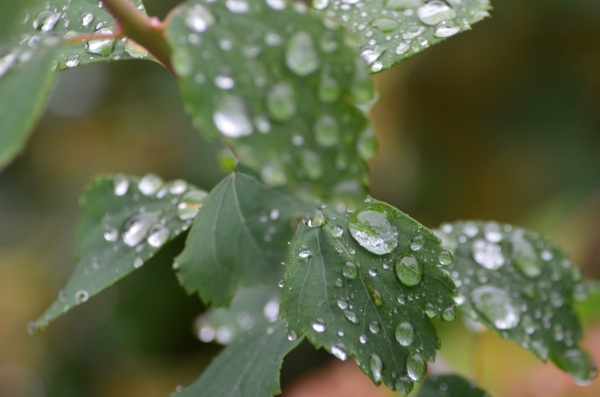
[435,221,597,384]
[281,198,457,391]
[315,0,492,73]
[416,374,490,397]
[33,174,206,331]
[15,0,149,71]
[0,38,61,171]
[174,287,301,397]
[166,0,376,196]
[175,166,315,307]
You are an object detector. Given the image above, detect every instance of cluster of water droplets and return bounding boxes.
[315,0,490,72]
[435,221,597,384]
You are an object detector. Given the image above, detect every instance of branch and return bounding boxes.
[101,0,174,74]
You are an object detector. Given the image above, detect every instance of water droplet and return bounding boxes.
[442,306,456,321]
[314,115,339,147]
[147,224,169,247]
[266,0,286,10]
[344,310,359,324]
[368,267,378,277]
[254,115,271,133]
[265,31,283,46]
[369,354,383,384]
[483,221,502,243]
[406,353,426,381]
[434,19,460,37]
[541,249,553,261]
[394,256,423,286]
[312,320,326,332]
[267,82,296,121]
[298,244,312,258]
[395,322,414,346]
[133,257,144,268]
[471,239,505,270]
[357,125,378,160]
[286,31,319,76]
[348,204,398,255]
[169,180,188,195]
[573,283,588,302]
[122,212,160,246]
[314,0,330,10]
[65,55,80,68]
[104,228,118,242]
[417,1,456,25]
[318,74,341,103]
[373,18,400,33]
[177,189,208,220]
[75,290,89,304]
[264,297,280,322]
[113,174,130,196]
[510,231,541,277]
[331,345,347,361]
[395,376,414,396]
[396,42,410,55]
[138,174,163,195]
[213,95,253,138]
[359,334,368,344]
[369,321,381,334]
[337,298,348,310]
[33,11,61,31]
[302,150,323,180]
[225,0,250,13]
[360,45,384,65]
[261,162,287,186]
[439,250,453,265]
[403,25,425,40]
[214,74,235,90]
[184,3,215,33]
[410,235,425,251]
[0,51,17,78]
[471,285,521,329]
[331,225,344,238]
[80,12,94,27]
[287,331,297,341]
[86,28,115,57]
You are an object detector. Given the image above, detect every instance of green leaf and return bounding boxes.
[0,37,61,171]
[280,197,457,391]
[15,0,149,70]
[416,374,490,397]
[175,287,301,397]
[435,221,597,385]
[32,174,207,331]
[166,0,375,196]
[175,166,315,307]
[314,0,492,73]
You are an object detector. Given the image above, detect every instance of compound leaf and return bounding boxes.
[281,198,457,390]
[166,0,375,196]
[33,174,206,331]
[0,37,61,171]
[15,0,150,71]
[175,287,301,397]
[416,374,490,397]
[314,0,492,73]
[175,166,315,307]
[435,221,597,385]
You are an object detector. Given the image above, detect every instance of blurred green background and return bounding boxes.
[1,0,599,396]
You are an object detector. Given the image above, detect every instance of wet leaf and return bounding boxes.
[314,0,492,73]
[0,37,61,171]
[416,374,490,397]
[175,166,315,307]
[281,197,457,390]
[435,221,597,385]
[166,0,375,196]
[175,287,301,397]
[32,174,206,331]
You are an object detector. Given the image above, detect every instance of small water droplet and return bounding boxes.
[147,224,169,247]
[344,310,359,324]
[406,353,426,381]
[65,55,80,68]
[33,11,61,31]
[369,354,383,384]
[75,290,89,304]
[267,82,296,121]
[266,0,286,10]
[138,174,163,195]
[314,114,339,147]
[562,349,598,385]
[312,320,326,332]
[343,261,359,279]
[396,42,410,55]
[86,28,115,57]
[213,95,253,138]
[471,239,505,270]
[104,228,118,242]
[373,18,400,33]
[439,250,453,265]
[287,331,297,341]
[113,174,130,196]
[331,225,344,238]
[133,257,144,268]
[80,12,94,27]
[331,345,347,361]
[395,322,414,346]
[214,74,235,90]
[177,189,208,220]
[441,306,456,321]
[225,0,250,13]
[471,285,521,329]
[314,0,329,10]
[369,321,381,334]
[348,204,398,255]
[434,19,460,37]
[395,376,414,396]
[403,25,425,40]
[417,1,456,25]
[359,45,384,65]
[286,31,319,76]
[264,297,280,322]
[410,235,425,251]
[122,212,160,247]
[394,256,423,286]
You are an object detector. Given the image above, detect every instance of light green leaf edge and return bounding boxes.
[32,174,206,331]
[416,374,490,397]
[314,0,492,73]
[175,165,316,307]
[435,220,597,385]
[281,198,458,391]
[165,0,376,197]
[174,287,302,397]
[0,36,62,171]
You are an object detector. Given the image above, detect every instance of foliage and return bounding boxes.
[1,0,597,396]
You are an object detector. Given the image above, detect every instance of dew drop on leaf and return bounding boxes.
[394,256,423,286]
[439,250,453,265]
[406,353,426,381]
[314,114,339,146]
[417,1,456,25]
[331,225,344,238]
[80,12,94,27]
[122,212,160,247]
[177,189,208,220]
[75,290,89,304]
[359,45,384,65]
[0,51,17,78]
[267,82,296,121]
[213,95,253,138]
[113,174,130,196]
[343,261,359,279]
[562,348,598,386]
[348,204,398,255]
[470,285,521,330]
[395,322,414,346]
[344,310,359,324]
[369,321,380,334]
[133,257,144,268]
[410,235,425,251]
[434,20,460,37]
[33,10,61,31]
[225,0,250,14]
[286,31,319,76]
[312,320,326,332]
[331,345,347,361]
[369,354,383,384]
[86,28,115,57]
[185,4,215,33]
[138,174,164,196]
[287,331,297,341]
[395,376,414,396]
[471,239,505,270]
[147,224,169,247]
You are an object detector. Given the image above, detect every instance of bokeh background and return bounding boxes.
[1,0,600,396]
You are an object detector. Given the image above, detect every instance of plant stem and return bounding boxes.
[101,0,174,74]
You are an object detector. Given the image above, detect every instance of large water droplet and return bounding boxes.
[331,225,344,238]
[359,45,384,65]
[406,353,426,381]
[511,230,541,278]
[33,11,61,31]
[439,250,453,265]
[417,1,456,25]
[314,0,330,10]
[394,256,423,286]
[348,204,398,255]
[312,320,326,332]
[331,345,347,361]
[434,19,460,37]
[562,348,598,385]
[395,322,414,346]
[267,82,296,121]
[410,235,425,251]
[122,211,160,247]
[225,0,250,13]
[177,189,208,220]
[113,174,130,196]
[185,3,215,33]
[395,376,414,396]
[138,174,163,195]
[471,239,505,270]
[470,285,521,329]
[213,95,253,138]
[86,28,115,57]
[286,31,319,76]
[369,354,383,384]
[314,115,339,146]
[80,12,94,27]
[403,25,425,40]
[147,224,169,247]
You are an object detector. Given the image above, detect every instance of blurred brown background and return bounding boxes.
[1,0,600,396]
